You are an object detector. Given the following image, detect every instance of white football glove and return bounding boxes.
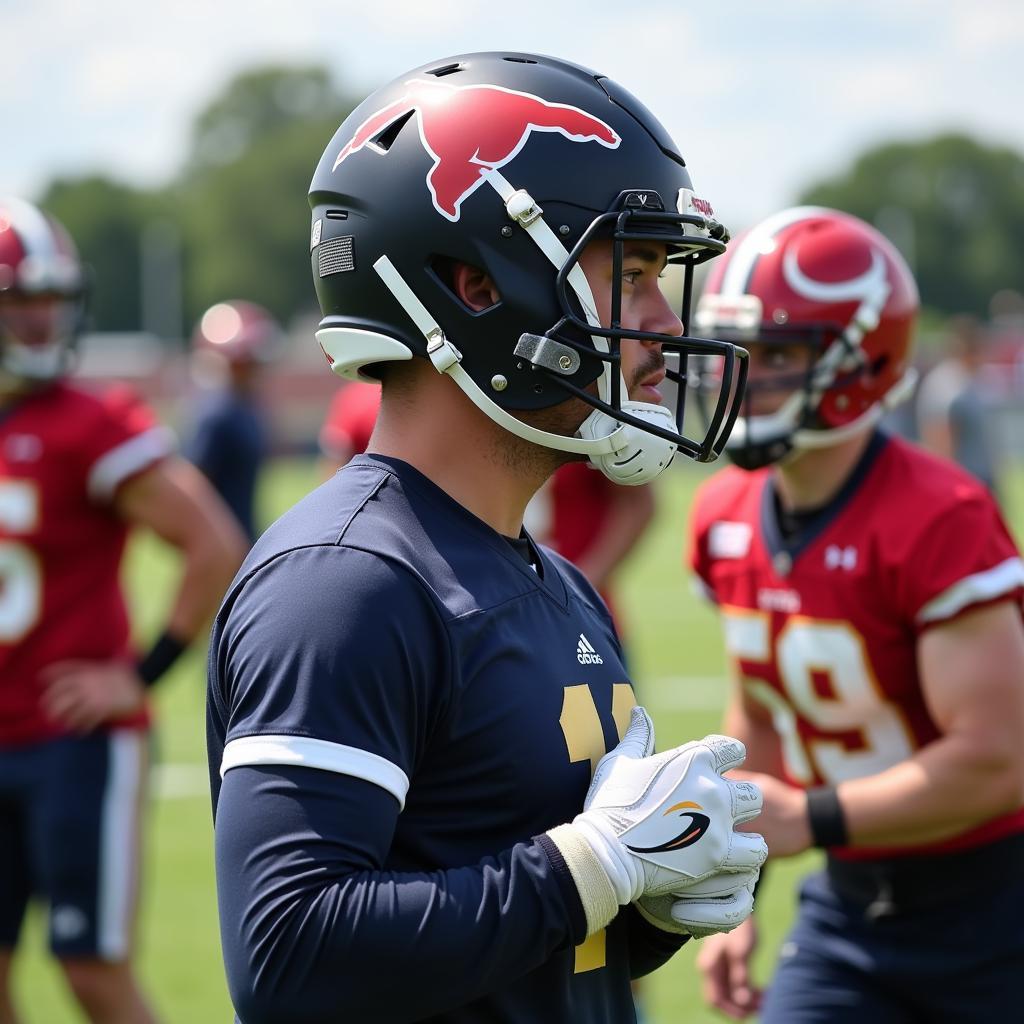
[634,872,758,939]
[546,707,766,937]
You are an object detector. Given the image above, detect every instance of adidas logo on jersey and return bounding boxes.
[577,634,604,665]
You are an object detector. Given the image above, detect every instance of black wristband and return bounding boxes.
[806,785,849,848]
[136,630,188,688]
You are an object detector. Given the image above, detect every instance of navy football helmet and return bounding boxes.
[308,52,747,482]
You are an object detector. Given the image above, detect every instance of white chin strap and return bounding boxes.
[362,169,677,485]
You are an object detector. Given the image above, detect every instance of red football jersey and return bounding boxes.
[689,433,1024,856]
[319,382,381,462]
[0,382,173,746]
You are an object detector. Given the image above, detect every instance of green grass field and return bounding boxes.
[12,458,1024,1023]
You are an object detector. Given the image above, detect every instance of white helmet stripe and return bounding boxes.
[719,205,830,298]
[783,245,887,304]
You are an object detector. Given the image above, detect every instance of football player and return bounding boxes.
[0,198,247,1024]
[184,300,282,543]
[689,207,1024,1021]
[207,52,766,1024]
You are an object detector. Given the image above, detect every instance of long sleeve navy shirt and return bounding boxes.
[207,455,685,1023]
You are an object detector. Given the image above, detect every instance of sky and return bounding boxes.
[5,0,1024,231]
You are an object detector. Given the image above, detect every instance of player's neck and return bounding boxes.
[368,375,555,538]
[773,429,874,512]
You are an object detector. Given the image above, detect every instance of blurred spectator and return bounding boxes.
[183,301,282,542]
[0,197,245,1024]
[917,314,1001,497]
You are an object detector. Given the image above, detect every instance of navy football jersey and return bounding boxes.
[207,455,680,1023]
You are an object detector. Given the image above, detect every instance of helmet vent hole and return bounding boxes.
[326,210,349,220]
[370,110,416,153]
[427,62,463,77]
[504,56,538,64]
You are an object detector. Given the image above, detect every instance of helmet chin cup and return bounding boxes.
[580,403,678,484]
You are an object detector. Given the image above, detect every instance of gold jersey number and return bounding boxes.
[559,681,636,972]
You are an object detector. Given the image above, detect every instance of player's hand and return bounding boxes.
[696,917,762,1019]
[635,868,758,938]
[41,661,147,733]
[737,771,811,858]
[584,708,761,937]
[575,710,767,903]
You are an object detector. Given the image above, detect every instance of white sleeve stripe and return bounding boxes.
[917,557,1024,625]
[87,426,176,501]
[220,735,410,809]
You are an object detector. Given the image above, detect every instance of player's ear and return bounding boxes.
[452,262,500,312]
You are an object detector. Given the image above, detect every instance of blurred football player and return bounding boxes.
[184,300,282,543]
[207,52,765,1024]
[0,198,247,1024]
[689,207,1024,1021]
[316,378,380,473]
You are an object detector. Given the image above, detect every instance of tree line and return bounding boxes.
[38,65,1024,339]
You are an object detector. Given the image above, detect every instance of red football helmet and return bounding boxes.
[695,206,918,469]
[0,197,86,386]
[191,300,283,365]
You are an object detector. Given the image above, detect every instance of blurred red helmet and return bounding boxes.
[695,206,918,469]
[191,300,283,364]
[0,197,87,384]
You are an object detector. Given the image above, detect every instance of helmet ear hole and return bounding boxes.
[428,256,500,314]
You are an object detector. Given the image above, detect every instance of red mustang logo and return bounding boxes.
[333,78,621,222]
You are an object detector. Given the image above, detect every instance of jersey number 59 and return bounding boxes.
[723,608,915,784]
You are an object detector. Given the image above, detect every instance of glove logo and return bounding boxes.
[625,800,711,854]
